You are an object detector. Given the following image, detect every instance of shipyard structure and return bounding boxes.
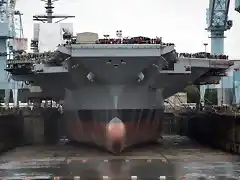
[0,0,28,107]
[4,0,235,153]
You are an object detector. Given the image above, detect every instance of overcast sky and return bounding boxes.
[16,0,240,58]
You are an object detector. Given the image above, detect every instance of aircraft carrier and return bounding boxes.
[5,0,234,154]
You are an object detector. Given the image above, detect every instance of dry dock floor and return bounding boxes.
[0,135,239,179]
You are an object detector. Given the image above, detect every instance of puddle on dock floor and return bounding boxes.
[0,135,239,179]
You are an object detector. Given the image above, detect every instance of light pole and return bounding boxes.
[203,43,210,96]
[203,43,208,53]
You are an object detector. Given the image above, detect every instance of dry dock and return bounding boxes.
[0,135,239,179]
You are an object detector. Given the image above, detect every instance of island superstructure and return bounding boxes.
[5,0,234,154]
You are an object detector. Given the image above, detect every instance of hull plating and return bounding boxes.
[64,109,164,154]
[63,86,164,154]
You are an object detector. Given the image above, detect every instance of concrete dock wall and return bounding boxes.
[43,108,61,144]
[163,113,177,134]
[23,108,62,145]
[0,108,62,153]
[0,114,24,152]
[178,111,240,154]
[23,116,45,145]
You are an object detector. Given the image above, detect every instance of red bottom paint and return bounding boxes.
[66,121,162,154]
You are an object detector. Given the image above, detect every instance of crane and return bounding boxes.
[0,0,26,107]
[206,0,232,55]
[236,0,240,13]
[0,0,14,106]
[200,0,232,105]
[232,0,240,104]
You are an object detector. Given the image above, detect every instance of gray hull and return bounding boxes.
[63,86,164,153]
[60,45,169,153]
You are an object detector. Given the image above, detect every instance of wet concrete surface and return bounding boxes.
[0,135,239,179]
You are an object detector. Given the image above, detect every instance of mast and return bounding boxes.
[31,0,75,53]
[33,0,75,23]
[45,0,54,23]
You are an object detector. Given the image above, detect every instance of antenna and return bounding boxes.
[221,77,224,106]
[33,0,75,23]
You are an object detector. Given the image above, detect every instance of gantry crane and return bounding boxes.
[0,0,26,107]
[201,0,240,105]
[236,0,240,13]
[0,0,19,58]
[232,0,240,104]
[200,0,232,105]
[206,0,232,55]
[0,0,15,106]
